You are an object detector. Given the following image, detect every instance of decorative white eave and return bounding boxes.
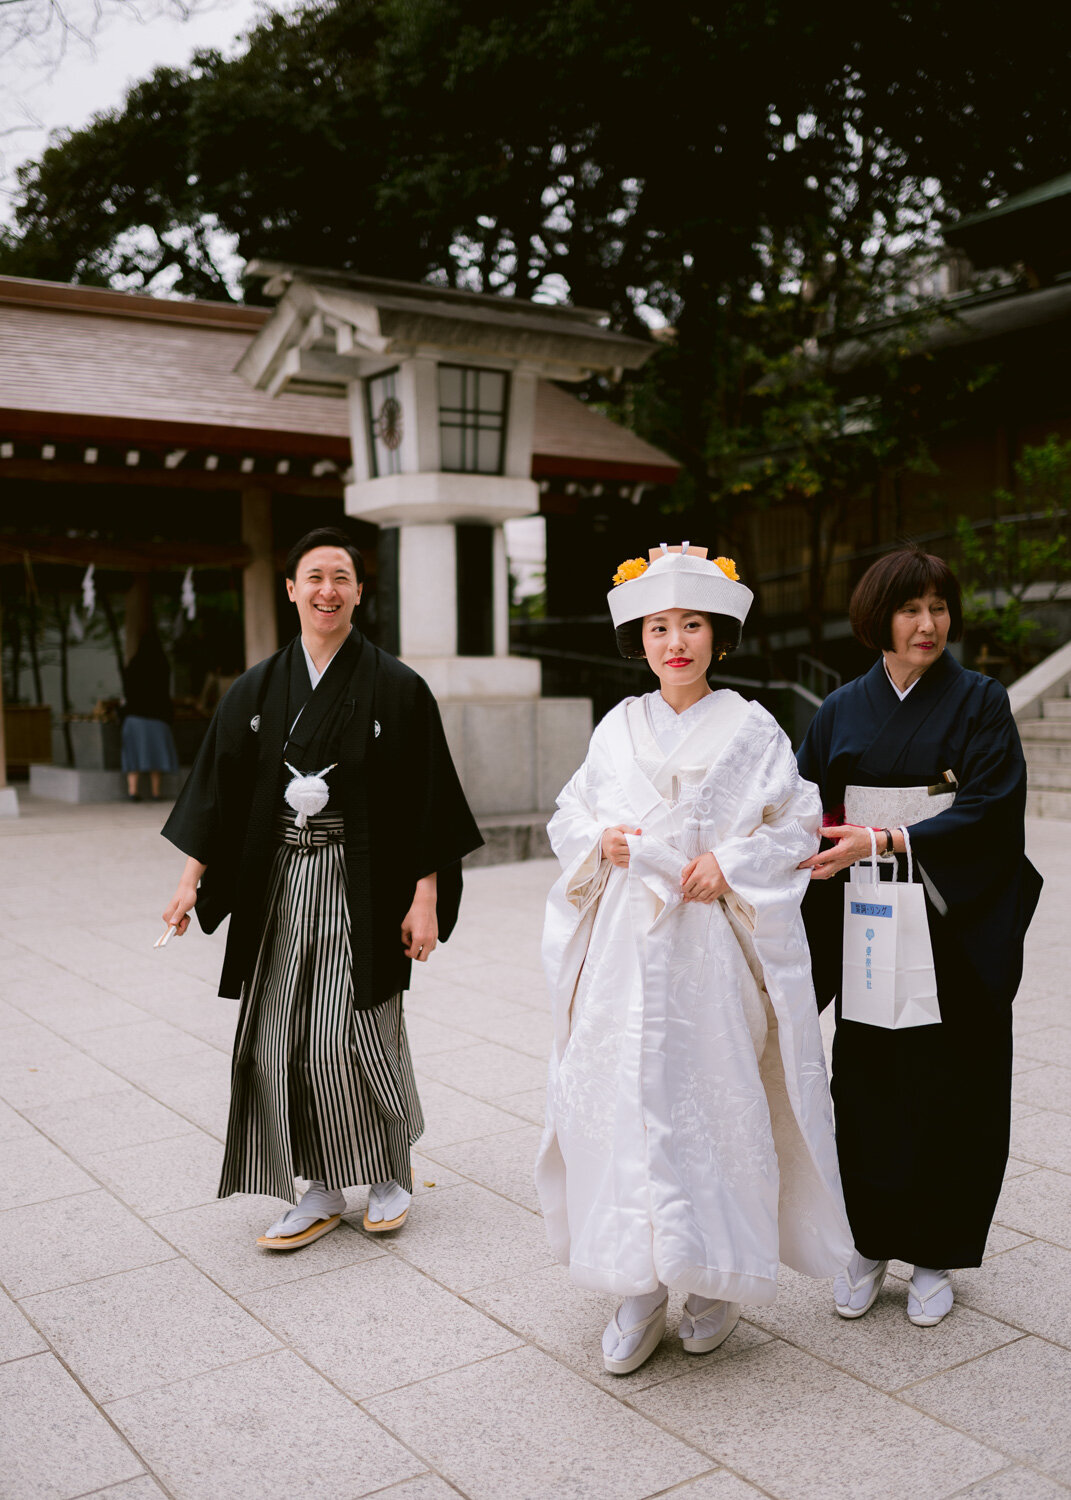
[235,262,655,397]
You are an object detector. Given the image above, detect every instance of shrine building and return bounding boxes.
[0,272,678,822]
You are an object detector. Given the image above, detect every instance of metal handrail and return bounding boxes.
[797,654,841,699]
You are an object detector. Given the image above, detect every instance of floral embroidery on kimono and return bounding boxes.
[536,690,853,1304]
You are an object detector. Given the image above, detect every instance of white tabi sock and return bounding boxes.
[833,1250,887,1313]
[909,1265,954,1321]
[679,1293,733,1343]
[366,1179,412,1224]
[264,1181,347,1239]
[602,1285,668,1362]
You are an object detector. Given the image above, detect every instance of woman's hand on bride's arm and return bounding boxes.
[681,851,729,903]
[799,823,876,879]
[601,824,641,867]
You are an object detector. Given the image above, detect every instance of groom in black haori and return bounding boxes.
[160,527,482,1248]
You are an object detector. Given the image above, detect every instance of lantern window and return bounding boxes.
[438,365,508,474]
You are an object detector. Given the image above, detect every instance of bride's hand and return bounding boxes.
[680,852,728,903]
[601,825,641,868]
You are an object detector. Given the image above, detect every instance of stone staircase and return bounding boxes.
[1022,686,1071,818]
[1008,638,1071,820]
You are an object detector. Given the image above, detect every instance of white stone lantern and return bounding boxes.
[236,265,657,823]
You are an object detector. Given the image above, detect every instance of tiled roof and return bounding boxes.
[0,279,345,445]
[0,276,679,479]
[531,378,679,481]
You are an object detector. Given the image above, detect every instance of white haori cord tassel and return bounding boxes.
[284,762,338,828]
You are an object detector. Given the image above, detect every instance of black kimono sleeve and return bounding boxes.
[161,708,223,868]
[906,679,1026,892]
[905,680,1042,1005]
[408,680,483,943]
[160,687,254,935]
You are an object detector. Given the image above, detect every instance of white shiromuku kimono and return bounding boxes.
[536,689,853,1306]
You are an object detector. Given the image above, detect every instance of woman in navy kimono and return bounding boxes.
[797,547,1042,1326]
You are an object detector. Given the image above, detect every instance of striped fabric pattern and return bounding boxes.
[219,811,423,1201]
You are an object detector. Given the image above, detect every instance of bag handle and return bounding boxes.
[899,824,914,883]
[861,825,878,884]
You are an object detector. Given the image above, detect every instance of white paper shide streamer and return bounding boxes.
[181,567,197,622]
[284,761,337,827]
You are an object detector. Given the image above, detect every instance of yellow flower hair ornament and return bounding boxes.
[713,556,740,581]
[612,557,649,586]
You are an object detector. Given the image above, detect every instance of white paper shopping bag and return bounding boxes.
[887,826,941,1028]
[842,830,898,1026]
[841,827,941,1029]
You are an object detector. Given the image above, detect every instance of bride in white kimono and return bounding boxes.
[537,544,852,1375]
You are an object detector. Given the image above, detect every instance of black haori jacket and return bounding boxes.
[162,630,483,1009]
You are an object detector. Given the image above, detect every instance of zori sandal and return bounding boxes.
[679,1298,740,1354]
[907,1271,953,1326]
[603,1296,668,1375]
[257,1185,346,1251]
[833,1258,889,1319]
[363,1176,413,1233]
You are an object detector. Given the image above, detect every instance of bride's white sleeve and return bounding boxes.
[547,752,612,915]
[713,729,821,931]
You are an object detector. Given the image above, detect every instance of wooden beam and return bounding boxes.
[0,458,343,498]
[241,487,278,667]
[0,407,352,461]
[0,533,252,570]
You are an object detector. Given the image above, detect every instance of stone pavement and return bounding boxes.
[1,797,1070,1500]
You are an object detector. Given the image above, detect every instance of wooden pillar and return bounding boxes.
[241,487,278,668]
[0,586,18,816]
[124,572,153,664]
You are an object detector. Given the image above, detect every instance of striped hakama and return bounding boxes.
[219,811,423,1201]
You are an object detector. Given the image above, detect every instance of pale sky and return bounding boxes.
[0,0,266,221]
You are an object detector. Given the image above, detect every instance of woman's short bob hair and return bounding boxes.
[849,546,963,652]
[615,611,742,662]
[285,526,366,587]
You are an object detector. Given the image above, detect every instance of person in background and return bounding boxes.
[121,628,179,802]
[797,545,1042,1326]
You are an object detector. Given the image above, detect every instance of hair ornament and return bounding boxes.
[612,557,649,586]
[713,556,740,581]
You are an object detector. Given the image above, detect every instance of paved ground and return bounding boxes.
[1,797,1069,1500]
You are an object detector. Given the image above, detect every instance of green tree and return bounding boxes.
[956,436,1071,671]
[6,0,1071,645]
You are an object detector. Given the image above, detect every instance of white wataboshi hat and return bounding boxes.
[607,543,754,629]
